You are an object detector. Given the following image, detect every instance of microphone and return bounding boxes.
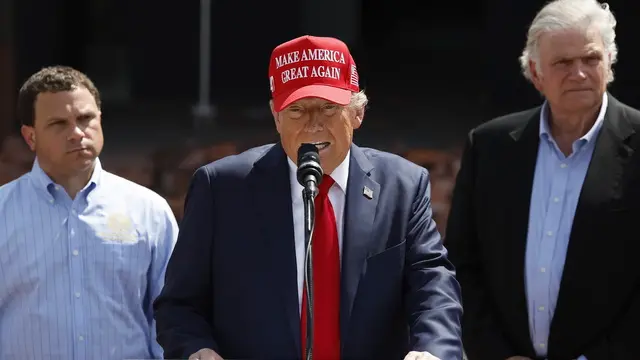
[296,143,323,360]
[297,143,324,198]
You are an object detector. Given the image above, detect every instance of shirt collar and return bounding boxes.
[29,157,104,196]
[539,92,608,145]
[288,149,350,195]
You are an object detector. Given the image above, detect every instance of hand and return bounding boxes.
[404,351,441,360]
[506,357,532,360]
[188,348,223,360]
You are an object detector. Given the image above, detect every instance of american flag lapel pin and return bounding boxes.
[363,186,373,200]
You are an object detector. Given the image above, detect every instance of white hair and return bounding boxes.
[519,0,618,83]
[349,90,368,109]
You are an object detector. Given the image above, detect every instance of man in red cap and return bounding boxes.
[154,35,463,360]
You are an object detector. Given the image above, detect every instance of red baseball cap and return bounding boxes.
[268,35,360,112]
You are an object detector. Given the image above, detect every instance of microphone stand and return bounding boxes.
[302,186,316,360]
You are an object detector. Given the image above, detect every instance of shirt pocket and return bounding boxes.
[84,219,152,299]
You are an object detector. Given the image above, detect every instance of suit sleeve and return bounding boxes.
[404,167,464,360]
[445,131,516,360]
[153,166,219,358]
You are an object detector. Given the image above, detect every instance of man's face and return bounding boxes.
[530,27,608,114]
[21,87,104,178]
[272,97,362,175]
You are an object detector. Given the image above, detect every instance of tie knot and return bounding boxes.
[318,175,334,196]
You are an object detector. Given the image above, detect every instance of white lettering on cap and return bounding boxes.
[281,65,341,84]
[276,48,347,85]
[275,48,346,69]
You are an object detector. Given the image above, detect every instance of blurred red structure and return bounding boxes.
[403,148,460,237]
[0,135,33,186]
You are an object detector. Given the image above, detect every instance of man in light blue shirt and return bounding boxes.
[447,0,640,359]
[0,66,178,359]
[522,93,605,360]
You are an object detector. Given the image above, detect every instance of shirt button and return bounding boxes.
[49,199,54,204]
[72,249,79,256]
[72,209,77,215]
[78,335,84,341]
[538,306,545,311]
[75,292,81,298]
[54,185,60,190]
[560,163,567,168]
[539,342,546,348]
[547,231,553,236]
[540,267,546,273]
[70,229,75,237]
[553,197,560,203]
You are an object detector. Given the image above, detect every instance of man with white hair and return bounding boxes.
[446,0,640,359]
[154,35,463,360]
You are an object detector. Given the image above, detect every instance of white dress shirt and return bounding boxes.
[287,150,350,312]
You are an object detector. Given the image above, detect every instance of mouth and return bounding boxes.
[310,142,331,151]
[68,147,89,154]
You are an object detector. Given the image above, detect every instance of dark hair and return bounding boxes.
[17,66,101,126]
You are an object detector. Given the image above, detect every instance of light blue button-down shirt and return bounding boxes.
[525,94,607,360]
[0,158,178,360]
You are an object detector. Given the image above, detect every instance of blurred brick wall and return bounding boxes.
[0,137,460,237]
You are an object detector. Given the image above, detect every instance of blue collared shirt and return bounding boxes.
[0,158,178,360]
[525,94,608,360]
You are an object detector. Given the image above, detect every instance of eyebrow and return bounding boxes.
[46,116,68,123]
[76,110,97,117]
[553,51,602,61]
[45,110,97,123]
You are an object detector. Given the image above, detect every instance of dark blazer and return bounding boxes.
[154,143,463,360]
[446,94,640,360]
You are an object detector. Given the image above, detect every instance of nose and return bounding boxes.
[68,125,86,141]
[304,112,324,133]
[570,61,588,79]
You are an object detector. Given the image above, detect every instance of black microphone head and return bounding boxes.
[296,143,323,187]
[297,143,320,164]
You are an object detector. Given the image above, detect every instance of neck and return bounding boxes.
[42,162,95,199]
[548,101,602,154]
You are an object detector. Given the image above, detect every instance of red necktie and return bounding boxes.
[301,174,341,360]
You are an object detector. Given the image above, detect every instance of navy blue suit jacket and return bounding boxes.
[154,143,463,360]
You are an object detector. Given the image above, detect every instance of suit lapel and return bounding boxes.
[504,110,541,357]
[340,145,380,347]
[549,95,636,353]
[249,144,301,355]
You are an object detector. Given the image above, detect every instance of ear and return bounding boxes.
[529,59,544,92]
[350,106,365,130]
[20,125,36,151]
[269,100,282,134]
